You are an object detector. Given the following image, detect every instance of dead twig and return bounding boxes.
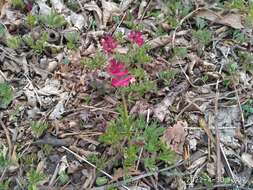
[0,118,12,160]
[62,146,130,190]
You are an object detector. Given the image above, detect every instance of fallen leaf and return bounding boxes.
[154,81,189,121]
[102,0,121,27]
[161,121,188,154]
[241,153,253,168]
[195,10,244,29]
[147,34,171,50]
[83,1,103,28]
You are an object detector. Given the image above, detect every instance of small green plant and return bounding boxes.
[224,0,246,12]
[66,0,80,11]
[40,11,66,29]
[195,17,208,30]
[26,13,38,28]
[27,169,45,190]
[232,30,247,43]
[99,107,176,173]
[199,172,213,187]
[159,70,177,85]
[65,31,80,50]
[23,33,48,54]
[0,83,13,109]
[58,171,69,185]
[239,52,253,74]
[242,99,253,118]
[80,52,106,70]
[31,121,48,138]
[192,29,212,46]
[115,45,152,65]
[227,61,238,74]
[0,146,9,170]
[6,36,22,49]
[11,0,25,10]
[0,24,6,39]
[172,47,188,59]
[0,180,9,190]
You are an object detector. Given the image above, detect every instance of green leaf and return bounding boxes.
[96,177,108,186]
[0,83,13,109]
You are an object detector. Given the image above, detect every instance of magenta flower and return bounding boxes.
[107,59,134,87]
[128,31,144,46]
[101,35,117,54]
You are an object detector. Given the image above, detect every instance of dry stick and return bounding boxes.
[61,146,130,190]
[0,119,12,160]
[112,12,127,36]
[135,109,150,170]
[140,0,152,21]
[93,160,184,190]
[233,83,245,130]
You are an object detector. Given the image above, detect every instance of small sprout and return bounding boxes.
[173,47,187,59]
[26,13,37,28]
[0,146,9,169]
[159,70,177,85]
[0,83,13,109]
[192,29,212,46]
[144,157,157,171]
[96,177,108,186]
[0,24,6,39]
[199,172,213,187]
[65,31,80,50]
[80,52,106,70]
[27,169,45,190]
[23,33,48,54]
[66,0,80,11]
[227,61,238,74]
[11,0,25,10]
[31,121,48,138]
[123,145,138,168]
[6,36,22,49]
[40,11,66,29]
[58,171,69,185]
[195,17,208,29]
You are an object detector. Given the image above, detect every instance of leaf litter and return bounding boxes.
[0,0,253,189]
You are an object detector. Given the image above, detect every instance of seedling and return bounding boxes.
[242,99,253,118]
[65,31,80,50]
[0,24,6,39]
[27,169,45,190]
[23,32,48,54]
[26,13,37,28]
[0,83,13,109]
[40,11,66,29]
[192,29,212,46]
[30,121,48,138]
[173,47,187,59]
[0,146,9,170]
[80,52,106,70]
[58,171,69,185]
[6,36,22,49]
[159,70,177,85]
[11,0,25,10]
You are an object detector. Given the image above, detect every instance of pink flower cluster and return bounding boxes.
[128,31,144,47]
[101,31,144,87]
[107,59,134,87]
[101,35,117,54]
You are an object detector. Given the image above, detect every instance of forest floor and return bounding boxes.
[1,0,253,189]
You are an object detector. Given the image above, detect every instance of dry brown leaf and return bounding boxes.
[241,153,253,168]
[161,121,188,154]
[147,35,171,49]
[102,0,121,27]
[154,81,189,121]
[196,10,244,29]
[120,0,134,11]
[83,1,103,28]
